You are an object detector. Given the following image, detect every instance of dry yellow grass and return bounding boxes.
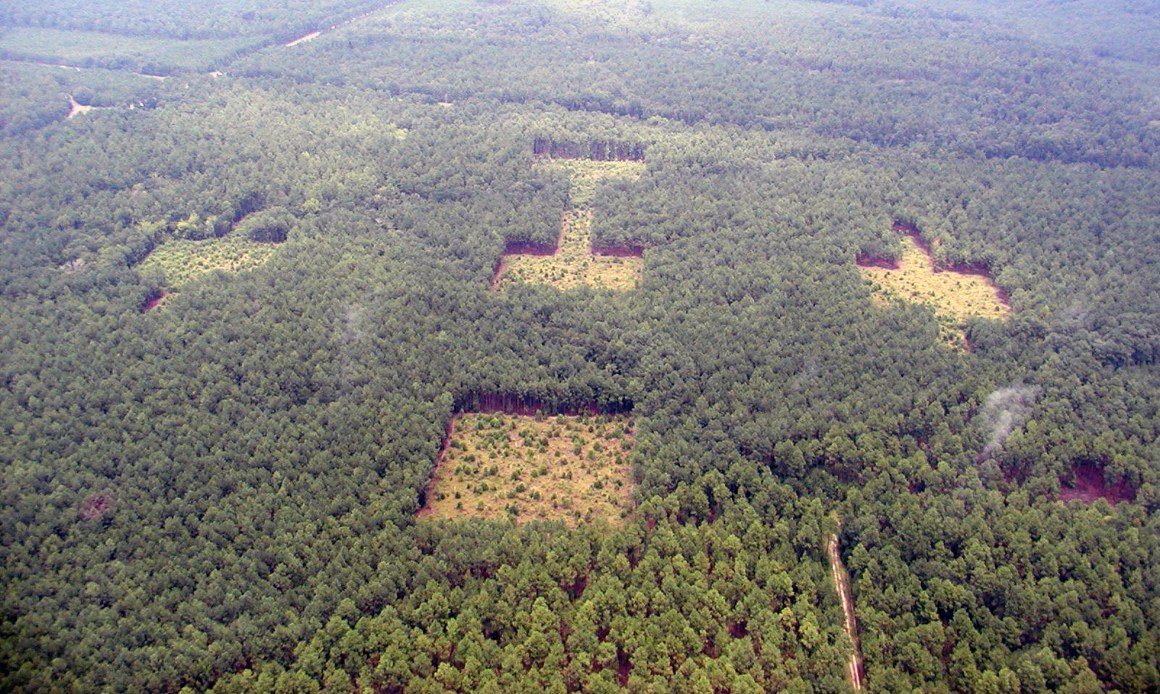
[495,158,645,292]
[419,413,635,527]
[495,210,642,291]
[859,236,1011,349]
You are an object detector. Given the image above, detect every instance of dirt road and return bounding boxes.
[827,532,865,691]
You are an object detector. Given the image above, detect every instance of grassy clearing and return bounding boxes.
[535,158,645,208]
[496,210,642,291]
[541,0,845,25]
[495,158,644,291]
[0,28,258,72]
[859,236,1010,349]
[420,413,635,527]
[136,232,278,291]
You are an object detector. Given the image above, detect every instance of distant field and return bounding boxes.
[0,28,260,72]
[420,413,635,527]
[541,0,849,29]
[0,0,388,40]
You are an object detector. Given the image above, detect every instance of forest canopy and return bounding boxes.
[1,0,1157,692]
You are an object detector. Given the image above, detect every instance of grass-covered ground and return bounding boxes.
[0,27,259,73]
[420,413,635,527]
[859,235,1011,349]
[494,158,644,291]
[496,210,642,291]
[136,231,279,291]
[538,158,644,208]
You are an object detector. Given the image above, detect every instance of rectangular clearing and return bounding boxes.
[419,413,635,527]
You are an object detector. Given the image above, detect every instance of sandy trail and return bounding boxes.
[284,4,393,47]
[67,96,93,118]
[827,531,865,691]
[285,31,321,47]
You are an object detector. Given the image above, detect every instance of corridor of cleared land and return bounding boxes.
[493,158,645,291]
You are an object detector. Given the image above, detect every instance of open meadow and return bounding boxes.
[420,413,634,526]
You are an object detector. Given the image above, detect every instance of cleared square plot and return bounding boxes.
[419,412,635,527]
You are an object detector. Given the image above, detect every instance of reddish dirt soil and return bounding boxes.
[141,289,167,312]
[491,221,644,290]
[855,254,900,270]
[416,417,459,520]
[940,260,992,278]
[79,492,113,521]
[893,221,937,258]
[491,229,566,289]
[456,393,626,417]
[502,239,558,256]
[993,286,1012,311]
[1059,463,1137,504]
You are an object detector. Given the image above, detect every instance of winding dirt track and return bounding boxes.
[827,532,865,691]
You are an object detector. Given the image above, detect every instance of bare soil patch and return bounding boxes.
[140,289,167,312]
[495,210,642,291]
[1059,462,1136,505]
[283,7,385,48]
[418,412,635,527]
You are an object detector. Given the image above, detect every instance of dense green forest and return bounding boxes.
[1,0,1157,692]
